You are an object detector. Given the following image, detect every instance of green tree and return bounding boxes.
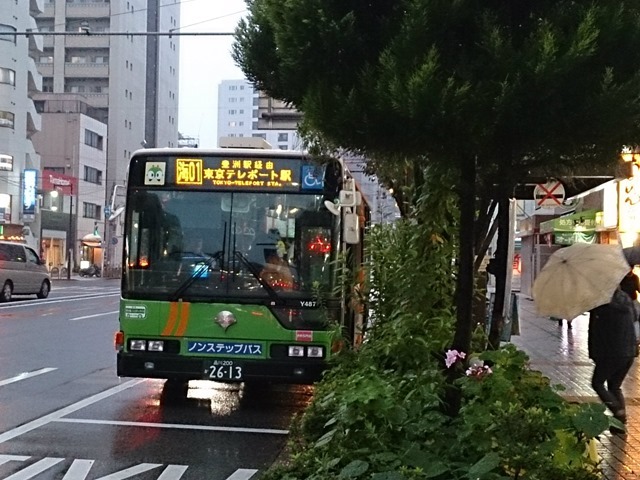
[233,0,640,374]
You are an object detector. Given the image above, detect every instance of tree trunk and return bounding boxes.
[487,191,510,349]
[445,158,476,416]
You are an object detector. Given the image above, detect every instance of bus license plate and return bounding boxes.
[205,361,243,381]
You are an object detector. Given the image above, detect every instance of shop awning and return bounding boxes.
[81,233,102,247]
[539,209,597,245]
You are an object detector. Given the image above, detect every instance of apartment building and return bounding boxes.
[0,0,43,248]
[31,0,180,273]
[217,79,302,150]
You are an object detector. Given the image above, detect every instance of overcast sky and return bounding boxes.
[178,0,248,147]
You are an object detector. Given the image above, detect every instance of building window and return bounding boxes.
[252,121,259,130]
[0,111,14,129]
[70,56,87,64]
[252,133,266,139]
[0,67,15,86]
[0,25,16,44]
[82,202,101,220]
[277,133,289,142]
[39,56,53,63]
[228,109,236,114]
[84,129,103,150]
[0,154,13,171]
[84,166,102,185]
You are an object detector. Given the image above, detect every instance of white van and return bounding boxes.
[0,241,51,302]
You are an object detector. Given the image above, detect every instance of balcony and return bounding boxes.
[27,57,42,93]
[82,93,108,108]
[30,0,44,15]
[39,3,54,18]
[64,63,109,78]
[26,101,42,138]
[27,17,43,53]
[65,35,109,49]
[36,63,53,77]
[65,3,110,19]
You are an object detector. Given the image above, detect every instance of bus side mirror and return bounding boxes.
[344,212,360,244]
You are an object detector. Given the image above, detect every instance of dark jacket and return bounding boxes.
[588,288,637,359]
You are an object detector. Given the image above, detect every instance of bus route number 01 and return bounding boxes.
[205,360,243,381]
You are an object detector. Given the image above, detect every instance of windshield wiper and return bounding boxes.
[233,251,281,303]
[169,251,221,301]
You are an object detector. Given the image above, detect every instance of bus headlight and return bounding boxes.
[306,346,324,358]
[147,340,164,352]
[130,339,147,351]
[288,346,305,357]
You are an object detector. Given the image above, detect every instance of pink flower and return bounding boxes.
[445,349,467,368]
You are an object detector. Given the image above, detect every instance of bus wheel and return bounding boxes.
[162,379,188,401]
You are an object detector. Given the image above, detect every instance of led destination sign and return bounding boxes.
[176,157,297,189]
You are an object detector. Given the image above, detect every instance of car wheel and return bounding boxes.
[0,282,12,302]
[37,280,50,299]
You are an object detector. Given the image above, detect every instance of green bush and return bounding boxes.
[261,173,608,479]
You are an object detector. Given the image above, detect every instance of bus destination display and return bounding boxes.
[175,157,296,189]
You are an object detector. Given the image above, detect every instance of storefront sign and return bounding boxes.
[22,169,37,220]
[619,173,640,232]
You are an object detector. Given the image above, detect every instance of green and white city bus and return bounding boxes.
[115,146,367,384]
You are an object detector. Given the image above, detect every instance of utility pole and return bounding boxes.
[67,184,73,280]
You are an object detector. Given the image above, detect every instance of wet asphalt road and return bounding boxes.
[0,278,313,479]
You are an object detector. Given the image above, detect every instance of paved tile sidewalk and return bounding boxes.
[511,295,640,480]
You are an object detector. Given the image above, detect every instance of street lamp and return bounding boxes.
[67,184,73,280]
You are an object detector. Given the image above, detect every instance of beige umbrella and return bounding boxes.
[532,243,631,320]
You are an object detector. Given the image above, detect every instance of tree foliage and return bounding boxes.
[233,0,640,360]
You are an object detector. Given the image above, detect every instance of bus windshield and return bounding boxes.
[122,189,337,302]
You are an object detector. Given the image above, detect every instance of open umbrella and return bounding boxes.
[532,243,631,320]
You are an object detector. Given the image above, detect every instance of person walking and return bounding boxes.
[588,285,637,433]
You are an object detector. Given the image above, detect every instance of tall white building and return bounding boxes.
[31,0,180,273]
[217,79,301,150]
[0,0,43,245]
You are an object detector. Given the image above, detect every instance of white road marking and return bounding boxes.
[0,456,254,479]
[95,463,162,479]
[157,465,189,479]
[0,379,145,444]
[55,418,289,435]
[70,311,119,321]
[227,470,259,480]
[0,455,30,466]
[0,292,120,309]
[62,459,95,480]
[0,368,57,387]
[4,457,64,479]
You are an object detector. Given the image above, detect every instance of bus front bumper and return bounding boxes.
[117,353,326,385]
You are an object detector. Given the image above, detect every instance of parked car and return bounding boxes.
[0,241,51,301]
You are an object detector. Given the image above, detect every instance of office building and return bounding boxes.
[217,79,301,150]
[0,0,43,248]
[31,0,180,273]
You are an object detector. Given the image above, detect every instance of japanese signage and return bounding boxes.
[187,340,263,356]
[619,166,640,232]
[175,157,295,189]
[22,169,37,220]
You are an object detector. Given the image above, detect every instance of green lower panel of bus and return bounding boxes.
[117,299,335,384]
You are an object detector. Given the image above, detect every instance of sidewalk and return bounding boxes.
[511,295,640,480]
